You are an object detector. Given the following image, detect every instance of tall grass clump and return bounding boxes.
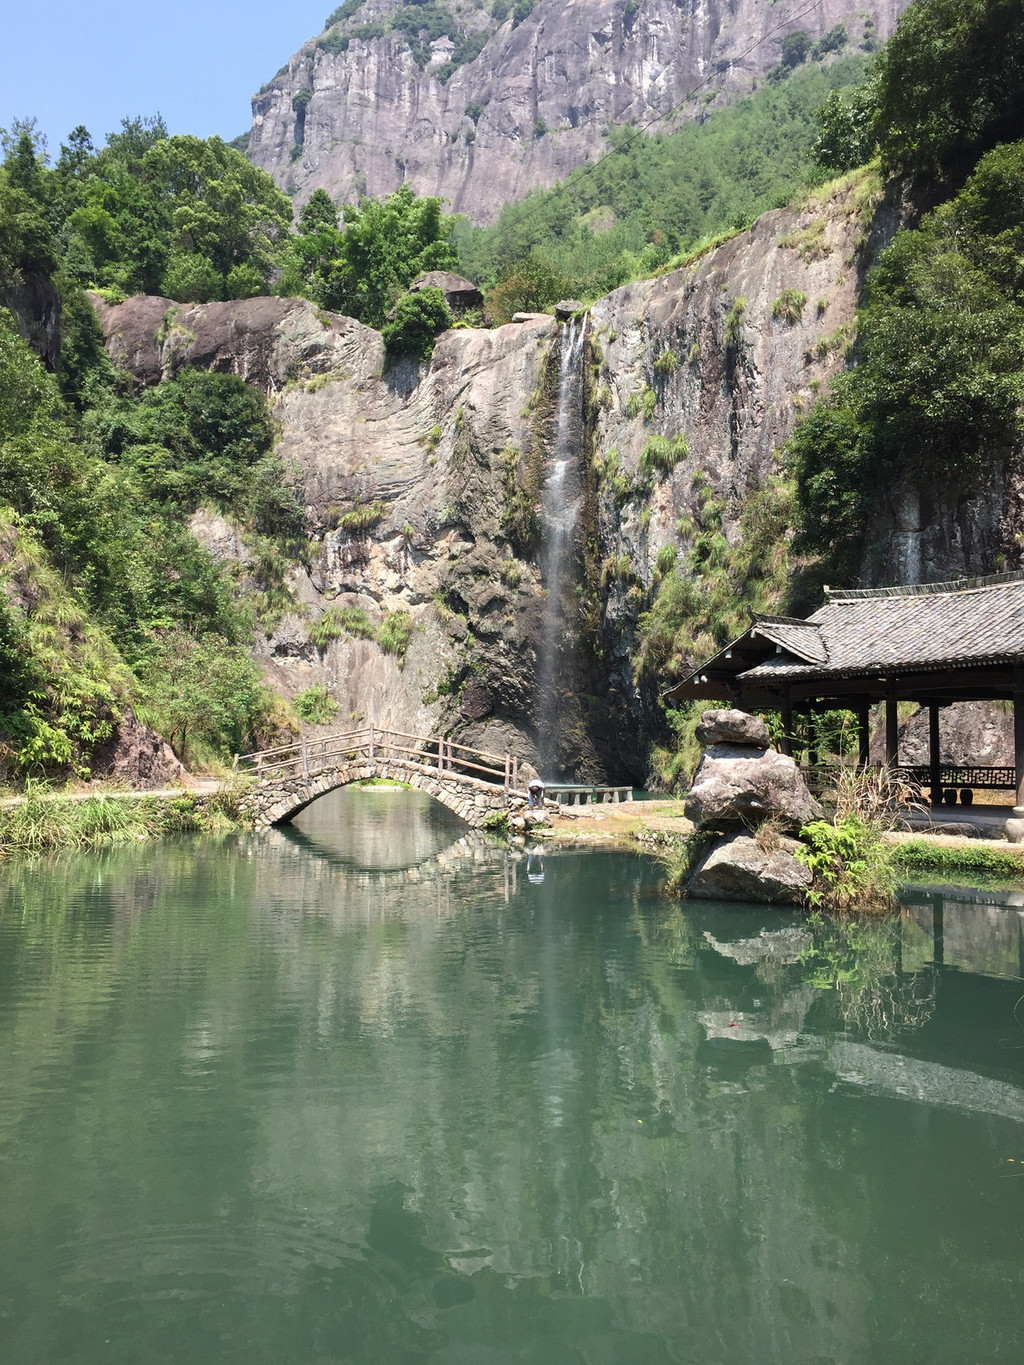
[798,766,920,912]
[378,609,414,662]
[309,605,375,651]
[0,785,245,854]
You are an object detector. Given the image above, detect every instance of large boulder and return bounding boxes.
[688,832,812,905]
[409,271,483,313]
[685,744,823,831]
[695,707,770,748]
[91,710,186,789]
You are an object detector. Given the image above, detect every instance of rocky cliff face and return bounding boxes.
[248,0,908,222]
[95,178,881,782]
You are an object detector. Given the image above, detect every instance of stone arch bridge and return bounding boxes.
[236,724,524,829]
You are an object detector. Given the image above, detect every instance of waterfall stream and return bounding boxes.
[536,316,586,774]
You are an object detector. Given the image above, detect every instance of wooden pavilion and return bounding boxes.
[662,571,1024,808]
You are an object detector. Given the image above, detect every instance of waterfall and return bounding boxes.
[536,315,586,775]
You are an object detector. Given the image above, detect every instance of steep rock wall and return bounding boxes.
[94,182,886,782]
[248,0,907,221]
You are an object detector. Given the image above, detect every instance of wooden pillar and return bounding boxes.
[928,704,941,807]
[806,709,819,770]
[857,702,871,768]
[932,892,944,966]
[779,690,793,757]
[885,680,899,770]
[1015,667,1024,809]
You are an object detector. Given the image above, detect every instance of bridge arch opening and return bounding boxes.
[287,783,472,871]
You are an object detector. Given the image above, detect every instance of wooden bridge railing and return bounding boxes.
[235,724,521,790]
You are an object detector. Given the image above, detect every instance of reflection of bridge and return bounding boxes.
[236,724,522,829]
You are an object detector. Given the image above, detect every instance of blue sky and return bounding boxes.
[3,0,332,155]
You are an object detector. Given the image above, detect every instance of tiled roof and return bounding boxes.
[741,572,1024,682]
[750,615,828,664]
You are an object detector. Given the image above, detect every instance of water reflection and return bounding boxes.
[289,784,470,870]
[1,800,1024,1363]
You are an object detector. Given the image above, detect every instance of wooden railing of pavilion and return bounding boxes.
[800,761,1015,798]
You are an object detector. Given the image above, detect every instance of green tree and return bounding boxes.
[382,287,452,359]
[483,253,569,323]
[143,135,293,294]
[874,0,1024,181]
[140,628,282,763]
[812,69,881,173]
[299,188,338,232]
[312,182,459,326]
[791,140,1024,577]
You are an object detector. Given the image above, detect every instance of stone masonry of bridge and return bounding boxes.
[240,755,513,830]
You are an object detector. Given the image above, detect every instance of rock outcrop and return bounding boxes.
[409,272,483,314]
[247,0,909,222]
[684,708,817,904]
[689,830,812,904]
[695,708,770,748]
[92,178,880,782]
[685,743,823,831]
[90,711,187,789]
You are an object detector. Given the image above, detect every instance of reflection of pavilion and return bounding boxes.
[901,883,1024,979]
[696,893,1024,1123]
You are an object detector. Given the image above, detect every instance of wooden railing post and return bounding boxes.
[368,723,375,760]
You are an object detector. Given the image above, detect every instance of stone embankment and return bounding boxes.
[684,708,821,904]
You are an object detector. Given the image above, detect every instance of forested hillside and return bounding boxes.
[0,121,306,780]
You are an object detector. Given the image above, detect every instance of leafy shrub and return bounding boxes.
[812,22,847,58]
[292,683,339,725]
[162,252,222,303]
[484,253,570,325]
[325,0,364,26]
[382,287,452,359]
[798,816,896,912]
[140,628,286,765]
